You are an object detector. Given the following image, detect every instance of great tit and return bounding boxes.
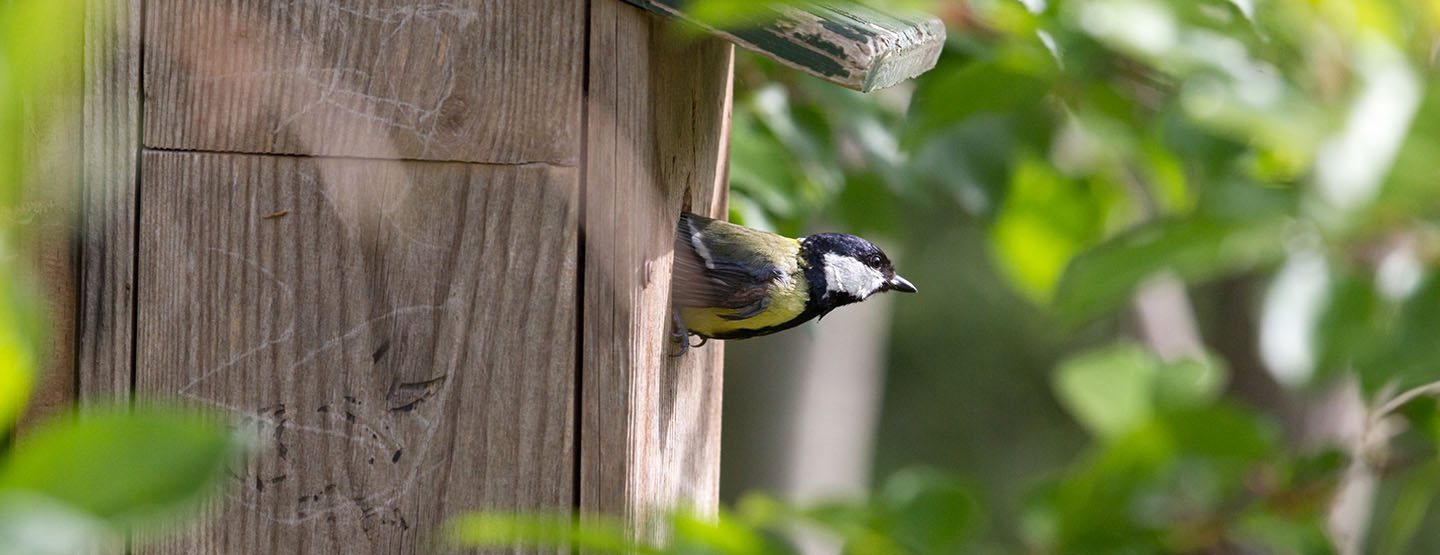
[671,212,916,346]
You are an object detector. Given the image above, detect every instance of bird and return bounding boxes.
[670,212,916,348]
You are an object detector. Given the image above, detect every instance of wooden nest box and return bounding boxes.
[52,0,942,550]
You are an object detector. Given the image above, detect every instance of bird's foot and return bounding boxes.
[669,308,690,357]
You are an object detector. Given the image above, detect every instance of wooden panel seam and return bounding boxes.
[78,0,142,405]
[136,146,581,169]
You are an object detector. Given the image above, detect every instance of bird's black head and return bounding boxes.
[799,233,916,311]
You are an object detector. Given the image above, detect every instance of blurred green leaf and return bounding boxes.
[1153,354,1226,409]
[1373,461,1440,555]
[450,472,980,554]
[729,107,805,222]
[1055,343,1230,439]
[1317,272,1440,393]
[1374,84,1440,220]
[1234,507,1333,554]
[797,500,871,539]
[1054,343,1157,439]
[449,513,643,554]
[0,0,83,205]
[0,406,237,524]
[1038,404,1283,552]
[907,57,1054,145]
[990,157,1107,302]
[0,276,36,432]
[1158,405,1273,461]
[834,173,898,235]
[1054,216,1288,324]
[876,469,979,553]
[671,511,780,555]
[910,115,1023,215]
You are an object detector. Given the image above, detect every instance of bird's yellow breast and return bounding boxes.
[679,272,809,337]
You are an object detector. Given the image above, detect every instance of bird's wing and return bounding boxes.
[672,213,796,318]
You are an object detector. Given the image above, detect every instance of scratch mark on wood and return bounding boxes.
[138,149,579,548]
[386,375,447,412]
[370,339,391,362]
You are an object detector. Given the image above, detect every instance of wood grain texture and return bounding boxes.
[135,151,577,553]
[624,0,944,92]
[78,0,142,404]
[143,0,585,164]
[582,1,732,539]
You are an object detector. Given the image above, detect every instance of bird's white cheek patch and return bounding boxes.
[823,253,885,298]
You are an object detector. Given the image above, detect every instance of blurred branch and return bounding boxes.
[1131,273,1203,362]
[1374,381,1440,420]
[1324,377,1440,555]
[1320,380,1371,555]
[1206,276,1301,429]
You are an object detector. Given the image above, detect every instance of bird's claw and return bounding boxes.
[669,307,712,357]
[669,307,691,357]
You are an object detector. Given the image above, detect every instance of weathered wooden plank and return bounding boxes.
[582,1,731,539]
[15,8,83,431]
[136,151,577,553]
[143,0,585,164]
[18,216,78,430]
[624,0,944,92]
[78,0,142,405]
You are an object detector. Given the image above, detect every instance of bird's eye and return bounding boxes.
[867,254,883,266]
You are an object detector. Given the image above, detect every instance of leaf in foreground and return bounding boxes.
[0,406,238,525]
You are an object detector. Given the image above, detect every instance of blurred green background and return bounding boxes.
[710,0,1440,552]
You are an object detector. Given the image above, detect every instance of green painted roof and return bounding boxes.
[625,1,946,92]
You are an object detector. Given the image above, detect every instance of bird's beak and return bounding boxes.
[887,275,917,293]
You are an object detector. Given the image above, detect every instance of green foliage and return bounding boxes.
[990,157,1109,302]
[1054,216,1289,323]
[450,513,644,553]
[1053,342,1226,439]
[0,283,38,433]
[1040,344,1336,553]
[719,0,1440,551]
[0,407,242,554]
[450,469,979,554]
[1317,272,1440,392]
[0,407,238,522]
[726,0,1440,389]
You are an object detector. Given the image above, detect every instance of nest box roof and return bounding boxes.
[624,1,947,92]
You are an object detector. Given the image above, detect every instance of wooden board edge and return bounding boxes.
[77,0,142,404]
[580,0,733,541]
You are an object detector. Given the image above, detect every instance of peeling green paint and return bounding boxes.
[731,27,851,78]
[818,18,871,43]
[796,32,846,57]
